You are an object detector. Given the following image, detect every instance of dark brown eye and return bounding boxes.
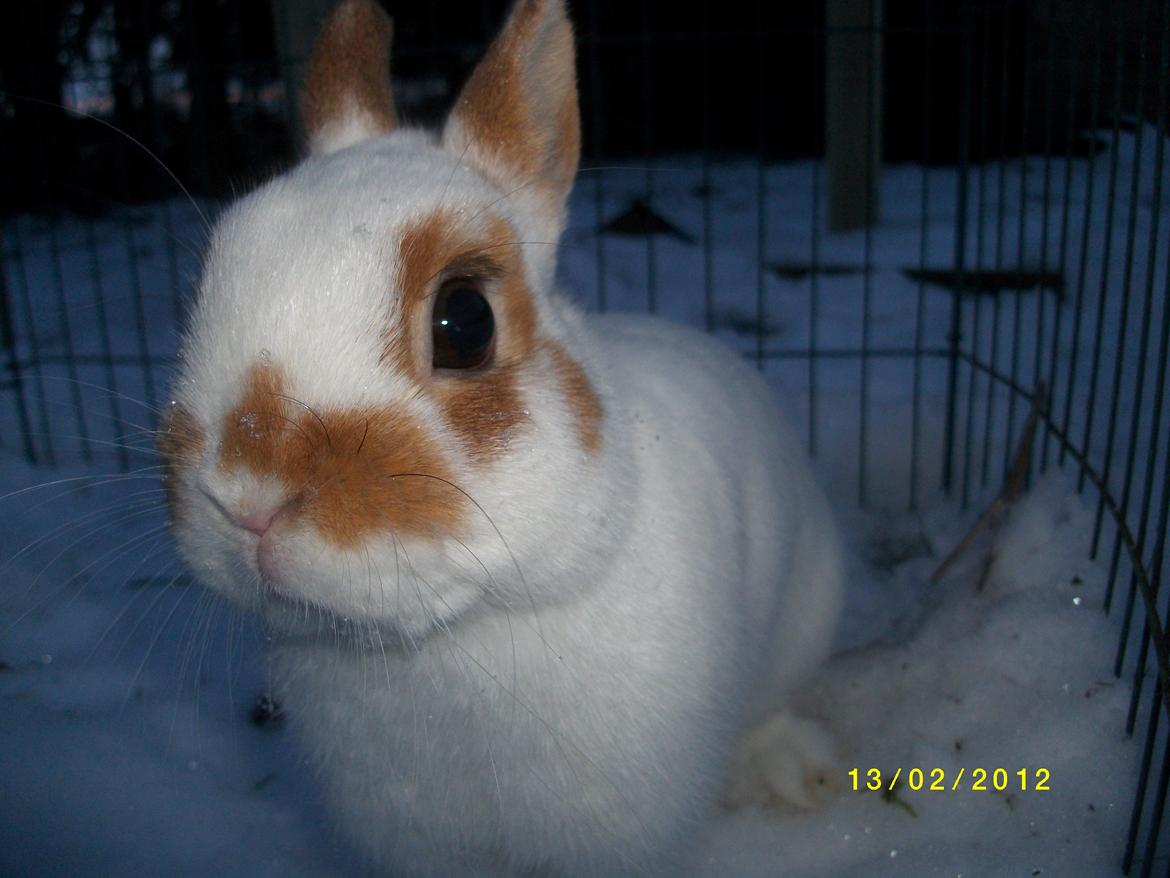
[431,281,495,370]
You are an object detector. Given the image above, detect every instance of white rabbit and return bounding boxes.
[159,0,844,874]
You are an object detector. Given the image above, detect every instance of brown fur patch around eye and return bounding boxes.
[158,403,206,521]
[544,341,602,455]
[219,363,465,547]
[434,370,526,461]
[388,209,457,380]
[388,209,539,461]
[302,0,397,153]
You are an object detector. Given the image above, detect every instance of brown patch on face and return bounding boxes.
[301,0,397,152]
[158,403,206,521]
[387,209,456,380]
[449,0,580,202]
[434,370,527,462]
[388,209,538,461]
[220,363,464,547]
[544,341,603,455]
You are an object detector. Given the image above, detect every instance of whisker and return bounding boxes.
[4,520,170,638]
[19,431,164,459]
[35,376,167,420]
[268,392,333,449]
[85,556,183,665]
[0,90,212,232]
[3,488,165,574]
[383,472,560,658]
[0,466,164,505]
[5,505,167,622]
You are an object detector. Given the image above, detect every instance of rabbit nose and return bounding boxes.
[238,498,297,536]
[240,508,278,536]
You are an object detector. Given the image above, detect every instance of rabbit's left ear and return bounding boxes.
[443,0,580,217]
[302,0,397,156]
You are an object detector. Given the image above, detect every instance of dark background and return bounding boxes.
[1,0,1161,214]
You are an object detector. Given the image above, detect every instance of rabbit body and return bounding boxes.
[161,1,843,875]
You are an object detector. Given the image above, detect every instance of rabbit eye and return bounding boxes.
[431,281,495,370]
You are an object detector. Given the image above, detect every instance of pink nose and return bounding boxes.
[240,508,277,536]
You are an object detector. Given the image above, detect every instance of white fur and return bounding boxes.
[165,2,844,875]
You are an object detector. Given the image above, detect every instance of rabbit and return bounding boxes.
[158,0,845,875]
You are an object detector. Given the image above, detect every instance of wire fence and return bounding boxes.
[2,0,1170,873]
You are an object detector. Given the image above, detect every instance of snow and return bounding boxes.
[2,126,1168,875]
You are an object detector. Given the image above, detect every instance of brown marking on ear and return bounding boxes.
[220,363,465,547]
[544,341,603,455]
[302,0,397,154]
[446,0,580,203]
[158,403,206,521]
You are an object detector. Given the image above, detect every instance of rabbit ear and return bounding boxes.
[302,0,397,156]
[443,0,580,215]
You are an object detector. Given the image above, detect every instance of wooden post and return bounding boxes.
[826,0,883,230]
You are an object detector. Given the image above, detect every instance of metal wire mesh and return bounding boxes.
[1,0,1169,872]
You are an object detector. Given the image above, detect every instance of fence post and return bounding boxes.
[826,0,883,230]
[0,222,38,464]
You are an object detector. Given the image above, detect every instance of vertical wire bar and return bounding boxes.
[1107,0,1169,611]
[587,1,608,313]
[1057,1,1105,469]
[5,219,54,464]
[1076,13,1129,494]
[160,195,184,324]
[640,0,657,314]
[82,218,129,472]
[1094,0,1150,560]
[1114,144,1170,677]
[701,0,715,335]
[960,2,993,510]
[755,0,768,370]
[0,223,37,462]
[857,0,879,507]
[1135,483,1170,875]
[941,0,974,497]
[185,0,213,197]
[809,53,822,455]
[25,74,90,457]
[978,0,1011,490]
[1041,24,1084,470]
[1004,5,1031,480]
[1125,675,1163,873]
[65,76,127,467]
[115,136,160,415]
[909,0,934,511]
[44,218,91,461]
[138,0,184,331]
[1031,0,1057,489]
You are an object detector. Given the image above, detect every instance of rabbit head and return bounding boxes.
[161,0,628,639]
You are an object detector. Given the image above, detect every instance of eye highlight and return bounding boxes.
[431,280,495,370]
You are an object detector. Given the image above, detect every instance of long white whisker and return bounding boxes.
[0,90,212,231]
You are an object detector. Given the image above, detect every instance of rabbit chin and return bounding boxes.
[173,514,494,640]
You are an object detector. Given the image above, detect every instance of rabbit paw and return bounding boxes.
[725,712,842,811]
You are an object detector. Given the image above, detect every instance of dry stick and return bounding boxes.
[930,383,1048,590]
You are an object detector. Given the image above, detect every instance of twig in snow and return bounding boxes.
[929,384,1048,591]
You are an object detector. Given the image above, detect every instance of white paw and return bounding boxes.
[725,712,842,811]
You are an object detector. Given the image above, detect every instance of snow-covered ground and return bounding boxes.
[2,126,1169,875]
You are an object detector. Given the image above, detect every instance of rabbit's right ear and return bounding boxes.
[301,0,397,156]
[442,0,580,220]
